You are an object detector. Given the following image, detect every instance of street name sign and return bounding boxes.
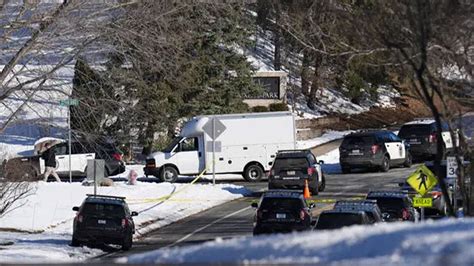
[59,98,79,106]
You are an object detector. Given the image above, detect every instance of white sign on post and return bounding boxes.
[202,117,226,185]
[447,156,459,178]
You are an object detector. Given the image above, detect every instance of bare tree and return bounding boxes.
[350,0,473,216]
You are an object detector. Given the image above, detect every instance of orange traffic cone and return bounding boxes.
[303,179,311,199]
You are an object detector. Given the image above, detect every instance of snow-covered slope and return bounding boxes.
[124,218,474,265]
[0,181,250,263]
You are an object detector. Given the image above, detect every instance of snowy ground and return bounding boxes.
[296,130,352,150]
[123,218,474,265]
[0,181,250,263]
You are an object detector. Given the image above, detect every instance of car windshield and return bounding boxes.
[399,125,432,137]
[342,136,375,146]
[316,213,363,229]
[273,158,308,169]
[260,198,303,211]
[162,137,183,153]
[81,203,125,217]
[367,197,405,217]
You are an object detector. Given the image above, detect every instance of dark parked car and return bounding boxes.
[339,130,412,173]
[398,119,458,161]
[333,200,384,223]
[366,191,418,222]
[252,190,315,235]
[72,194,138,250]
[268,150,325,194]
[315,210,372,230]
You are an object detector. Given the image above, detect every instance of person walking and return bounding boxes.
[42,143,61,182]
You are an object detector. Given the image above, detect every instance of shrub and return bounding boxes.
[251,106,269,112]
[269,102,289,111]
[345,71,366,104]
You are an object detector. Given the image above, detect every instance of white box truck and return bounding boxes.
[143,111,296,182]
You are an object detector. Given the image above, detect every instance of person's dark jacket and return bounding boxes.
[42,148,56,168]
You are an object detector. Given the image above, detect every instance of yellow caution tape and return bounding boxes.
[128,165,209,206]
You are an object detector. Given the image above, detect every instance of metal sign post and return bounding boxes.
[447,156,462,214]
[60,98,79,183]
[212,118,216,185]
[202,117,226,186]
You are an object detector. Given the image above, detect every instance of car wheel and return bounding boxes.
[403,152,413,167]
[121,234,133,251]
[160,166,178,183]
[380,155,390,172]
[243,164,264,182]
[318,174,326,192]
[268,182,276,190]
[71,235,81,247]
[253,228,263,236]
[310,180,319,195]
[341,166,351,174]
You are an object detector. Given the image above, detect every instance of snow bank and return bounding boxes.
[0,181,250,263]
[124,218,474,265]
[296,130,352,149]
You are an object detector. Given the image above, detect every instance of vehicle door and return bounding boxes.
[53,143,69,172]
[383,133,402,160]
[175,137,203,175]
[389,133,405,160]
[72,142,95,174]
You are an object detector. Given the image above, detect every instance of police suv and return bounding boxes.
[339,130,412,173]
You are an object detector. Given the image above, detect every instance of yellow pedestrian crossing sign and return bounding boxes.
[406,165,438,196]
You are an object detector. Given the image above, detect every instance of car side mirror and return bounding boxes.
[131,211,138,217]
[318,160,325,165]
[309,203,316,209]
[251,202,258,208]
[72,206,79,211]
[311,220,317,226]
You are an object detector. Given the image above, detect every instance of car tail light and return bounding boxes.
[371,144,380,155]
[307,167,316,175]
[430,191,442,199]
[113,153,123,161]
[76,214,83,223]
[300,209,307,220]
[429,133,437,143]
[268,168,274,177]
[122,218,129,228]
[402,208,410,220]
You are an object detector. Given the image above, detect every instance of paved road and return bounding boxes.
[96,140,418,262]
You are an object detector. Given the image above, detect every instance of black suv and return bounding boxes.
[71,194,138,250]
[268,150,325,194]
[333,200,384,223]
[366,191,418,222]
[315,210,372,230]
[398,119,457,161]
[339,130,412,173]
[251,190,315,235]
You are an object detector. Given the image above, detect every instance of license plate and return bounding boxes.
[350,149,362,155]
[287,170,295,175]
[409,139,421,144]
[276,213,286,219]
[283,177,299,180]
[98,219,106,224]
